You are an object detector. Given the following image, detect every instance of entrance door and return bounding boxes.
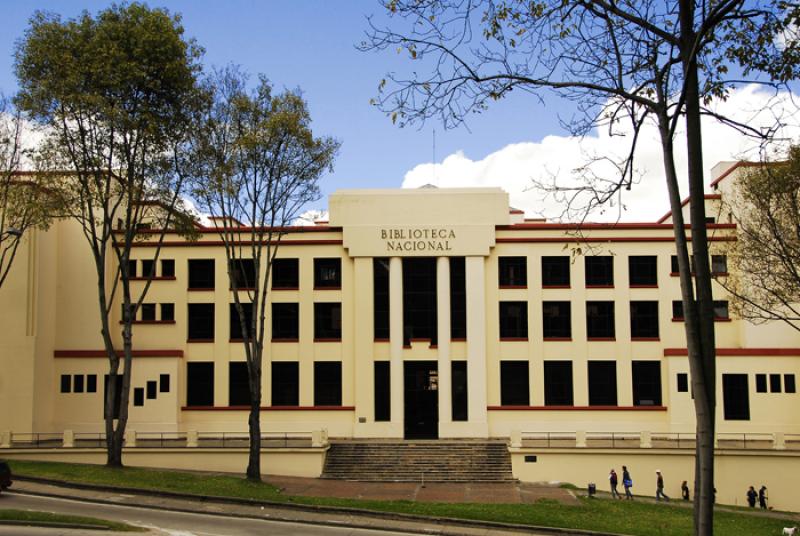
[404,361,439,439]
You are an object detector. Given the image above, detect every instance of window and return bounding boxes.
[146,380,157,399]
[374,361,390,421]
[500,361,529,406]
[672,300,684,320]
[499,256,527,287]
[714,300,729,320]
[677,373,689,393]
[450,257,467,339]
[373,258,390,339]
[141,259,155,278]
[756,374,767,393]
[314,303,342,340]
[272,258,299,289]
[127,259,137,278]
[159,374,170,393]
[586,301,615,338]
[161,303,174,322]
[187,303,214,341]
[629,256,658,286]
[188,259,215,289]
[544,361,573,406]
[786,374,797,393]
[60,375,71,393]
[161,259,175,277]
[543,301,571,338]
[314,258,341,288]
[452,361,468,421]
[186,362,214,407]
[314,362,342,406]
[133,387,144,407]
[229,302,254,341]
[87,375,97,393]
[770,373,782,393]
[141,303,156,321]
[73,374,84,393]
[499,301,528,339]
[541,256,570,286]
[229,362,251,406]
[588,361,617,406]
[585,256,614,286]
[402,258,437,344]
[271,362,299,406]
[230,258,256,289]
[711,255,728,274]
[272,303,299,340]
[723,374,750,420]
[104,375,123,418]
[631,301,659,338]
[671,255,696,274]
[632,361,662,406]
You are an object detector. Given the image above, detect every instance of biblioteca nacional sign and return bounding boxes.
[381,228,456,252]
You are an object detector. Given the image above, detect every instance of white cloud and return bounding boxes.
[402,85,800,222]
[292,209,329,226]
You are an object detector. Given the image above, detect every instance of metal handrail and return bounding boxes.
[9,432,63,448]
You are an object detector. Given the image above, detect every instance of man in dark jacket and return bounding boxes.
[656,470,670,502]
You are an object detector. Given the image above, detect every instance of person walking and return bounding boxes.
[622,465,634,500]
[655,470,670,502]
[609,468,620,499]
[681,480,690,501]
[747,486,757,507]
[759,486,768,509]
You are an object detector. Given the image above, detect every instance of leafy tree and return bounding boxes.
[362,2,797,533]
[15,3,204,467]
[190,67,339,481]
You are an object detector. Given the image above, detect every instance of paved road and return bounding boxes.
[0,492,417,536]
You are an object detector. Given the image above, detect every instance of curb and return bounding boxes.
[13,475,625,536]
[0,520,117,531]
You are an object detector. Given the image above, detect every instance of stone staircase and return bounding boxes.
[321,440,515,482]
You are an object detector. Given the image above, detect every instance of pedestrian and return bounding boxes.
[747,486,757,507]
[609,468,620,499]
[622,465,634,500]
[681,480,690,501]
[759,486,768,509]
[655,470,670,502]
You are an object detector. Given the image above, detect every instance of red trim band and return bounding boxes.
[181,405,355,411]
[54,349,183,358]
[664,348,800,357]
[488,405,667,411]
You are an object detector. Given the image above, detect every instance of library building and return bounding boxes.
[1,160,799,510]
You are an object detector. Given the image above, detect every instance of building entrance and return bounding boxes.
[404,361,439,439]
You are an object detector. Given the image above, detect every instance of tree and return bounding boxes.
[720,147,800,332]
[15,3,204,467]
[362,2,797,533]
[191,67,339,481]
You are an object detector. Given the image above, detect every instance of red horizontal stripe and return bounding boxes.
[664,348,800,357]
[181,405,355,411]
[54,349,183,358]
[498,221,733,231]
[488,405,667,411]
[496,236,736,244]
[126,239,343,248]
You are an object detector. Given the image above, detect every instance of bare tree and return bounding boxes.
[191,67,339,481]
[361,2,798,533]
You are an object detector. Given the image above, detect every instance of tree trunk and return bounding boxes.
[246,351,262,481]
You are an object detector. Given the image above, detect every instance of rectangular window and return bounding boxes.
[373,258,390,339]
[713,300,729,319]
[677,373,689,392]
[186,362,214,407]
[314,362,342,406]
[770,373,782,393]
[141,259,155,279]
[672,300,684,320]
[159,374,170,393]
[786,374,797,393]
[230,258,256,289]
[314,302,342,340]
[133,387,144,407]
[127,259,137,278]
[272,303,299,340]
[272,258,299,289]
[229,302,254,341]
[161,303,174,322]
[187,303,215,341]
[631,301,659,338]
[756,374,767,393]
[374,361,390,421]
[588,361,617,406]
[73,374,84,393]
[104,374,123,418]
[544,361,573,406]
[314,258,341,288]
[500,361,530,406]
[671,255,696,274]
[402,258,438,345]
[146,380,157,400]
[585,256,614,286]
[543,301,571,338]
[723,374,750,420]
[586,301,615,338]
[60,375,71,393]
[161,259,175,277]
[188,259,215,289]
[452,361,468,421]
[711,255,728,274]
[141,303,156,321]
[499,256,527,287]
[499,301,528,339]
[87,374,97,393]
[629,256,658,286]
[632,361,662,406]
[450,257,467,339]
[229,362,251,406]
[271,362,299,406]
[541,256,570,286]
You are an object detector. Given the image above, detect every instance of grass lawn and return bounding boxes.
[8,460,792,536]
[0,508,142,531]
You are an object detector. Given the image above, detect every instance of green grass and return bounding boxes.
[8,460,791,536]
[0,508,142,531]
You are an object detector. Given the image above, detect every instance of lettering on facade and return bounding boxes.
[380,228,456,252]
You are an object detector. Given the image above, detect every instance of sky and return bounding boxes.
[0,1,798,222]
